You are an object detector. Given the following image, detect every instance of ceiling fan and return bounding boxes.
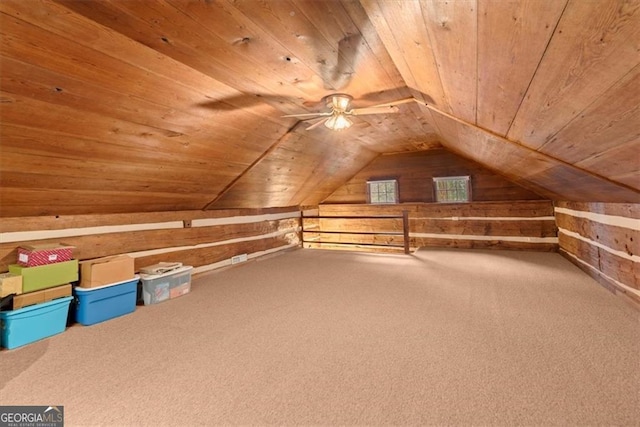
[282,94,415,131]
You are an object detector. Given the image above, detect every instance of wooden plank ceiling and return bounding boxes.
[0,0,638,217]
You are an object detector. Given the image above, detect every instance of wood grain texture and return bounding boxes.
[555,212,638,256]
[412,237,557,252]
[411,218,557,238]
[0,208,301,272]
[0,0,638,217]
[430,108,640,202]
[319,200,555,218]
[477,0,567,135]
[555,201,640,218]
[420,0,477,123]
[555,201,640,307]
[324,149,544,204]
[559,232,638,290]
[308,200,557,254]
[507,0,640,148]
[360,0,449,109]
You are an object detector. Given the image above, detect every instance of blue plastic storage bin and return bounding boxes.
[0,296,73,350]
[74,276,139,326]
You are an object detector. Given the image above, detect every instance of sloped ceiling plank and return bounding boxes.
[0,98,269,164]
[360,0,449,109]
[577,142,639,190]
[507,0,640,148]
[211,131,378,209]
[289,0,400,98]
[0,4,287,139]
[541,64,640,184]
[477,0,567,136]
[420,0,477,124]
[1,188,207,217]
[427,107,640,202]
[54,0,315,114]
[338,0,407,92]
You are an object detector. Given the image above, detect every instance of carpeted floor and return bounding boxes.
[1,248,639,426]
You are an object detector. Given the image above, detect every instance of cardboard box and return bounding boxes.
[9,259,78,293]
[0,273,23,297]
[80,255,135,288]
[12,284,72,310]
[17,243,75,267]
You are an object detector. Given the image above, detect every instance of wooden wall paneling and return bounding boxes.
[302,231,405,247]
[411,237,557,252]
[133,235,297,272]
[303,242,405,254]
[0,206,298,232]
[558,233,638,290]
[555,201,640,218]
[410,218,557,238]
[323,149,544,204]
[555,201,640,307]
[555,212,638,256]
[412,200,555,217]
[476,0,567,136]
[420,0,477,124]
[360,0,449,109]
[1,208,301,274]
[0,218,299,272]
[318,200,554,218]
[311,201,557,254]
[506,0,640,148]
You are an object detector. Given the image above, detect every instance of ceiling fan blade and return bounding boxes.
[306,118,327,130]
[366,98,417,108]
[282,112,332,119]
[350,106,400,116]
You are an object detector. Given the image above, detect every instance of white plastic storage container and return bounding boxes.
[140,266,192,305]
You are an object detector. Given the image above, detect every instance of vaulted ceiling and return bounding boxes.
[0,0,638,217]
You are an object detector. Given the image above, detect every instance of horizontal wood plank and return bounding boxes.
[555,212,638,256]
[558,233,639,290]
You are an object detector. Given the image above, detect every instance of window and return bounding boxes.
[433,176,470,202]
[367,179,398,204]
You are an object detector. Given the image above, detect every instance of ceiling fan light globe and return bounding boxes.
[325,113,352,131]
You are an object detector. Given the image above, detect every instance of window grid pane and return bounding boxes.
[367,180,398,204]
[433,177,470,202]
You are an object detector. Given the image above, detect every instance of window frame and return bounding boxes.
[366,179,399,204]
[433,176,471,203]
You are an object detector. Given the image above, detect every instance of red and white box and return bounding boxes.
[17,243,75,267]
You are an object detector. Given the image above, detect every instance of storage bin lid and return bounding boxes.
[74,276,140,293]
[139,266,193,280]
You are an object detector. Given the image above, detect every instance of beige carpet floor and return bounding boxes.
[1,248,639,426]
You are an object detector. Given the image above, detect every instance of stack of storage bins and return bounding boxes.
[1,244,77,349]
[74,255,138,326]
